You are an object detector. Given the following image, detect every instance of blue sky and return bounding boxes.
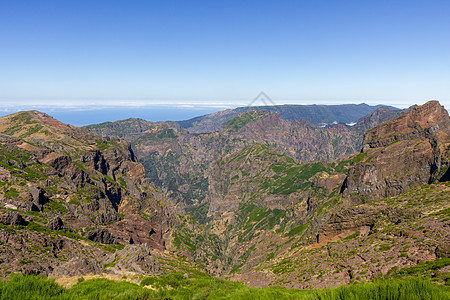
[1,0,449,109]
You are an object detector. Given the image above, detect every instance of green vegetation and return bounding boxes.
[157,129,176,138]
[117,177,127,189]
[385,258,450,285]
[104,174,115,184]
[258,152,328,195]
[287,223,309,237]
[2,274,448,300]
[132,128,176,146]
[332,159,351,173]
[19,124,43,139]
[44,200,68,214]
[314,277,450,300]
[223,110,268,131]
[236,203,287,242]
[4,188,19,198]
[352,152,366,163]
[95,139,110,151]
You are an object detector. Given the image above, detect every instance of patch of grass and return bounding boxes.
[117,177,127,189]
[286,223,309,237]
[385,258,450,284]
[314,277,450,300]
[104,175,115,184]
[333,159,351,173]
[19,124,43,139]
[44,200,68,214]
[157,129,176,138]
[5,188,19,198]
[223,110,268,131]
[342,231,360,241]
[379,243,392,252]
[352,152,367,163]
[95,140,110,151]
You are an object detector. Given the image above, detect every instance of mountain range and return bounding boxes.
[0,102,448,293]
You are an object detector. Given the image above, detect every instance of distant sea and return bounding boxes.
[0,106,227,127]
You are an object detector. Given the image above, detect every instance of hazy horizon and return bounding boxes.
[0,100,425,127]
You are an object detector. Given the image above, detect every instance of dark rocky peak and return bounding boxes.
[353,106,408,133]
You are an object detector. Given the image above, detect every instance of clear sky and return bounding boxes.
[1,0,449,109]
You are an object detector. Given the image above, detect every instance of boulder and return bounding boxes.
[86,228,115,244]
[47,216,64,231]
[0,212,27,226]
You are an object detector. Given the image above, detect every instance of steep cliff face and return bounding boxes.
[342,101,450,202]
[0,111,181,278]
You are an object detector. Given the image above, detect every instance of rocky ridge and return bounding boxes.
[0,111,201,279]
[178,103,394,134]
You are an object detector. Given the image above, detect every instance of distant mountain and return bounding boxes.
[178,103,399,134]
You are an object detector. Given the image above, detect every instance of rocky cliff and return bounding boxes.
[342,101,450,202]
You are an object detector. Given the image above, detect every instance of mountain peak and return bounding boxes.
[364,100,449,146]
[343,100,450,202]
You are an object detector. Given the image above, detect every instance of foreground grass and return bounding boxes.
[0,273,449,300]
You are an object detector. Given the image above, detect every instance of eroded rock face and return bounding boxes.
[87,106,403,216]
[108,215,165,250]
[86,228,115,244]
[0,212,27,226]
[51,257,103,277]
[342,101,450,202]
[104,244,162,276]
[47,216,64,231]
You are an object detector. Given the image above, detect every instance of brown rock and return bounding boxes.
[0,167,11,181]
[51,257,102,277]
[105,244,162,275]
[86,228,115,244]
[0,212,27,226]
[47,216,64,231]
[343,101,450,202]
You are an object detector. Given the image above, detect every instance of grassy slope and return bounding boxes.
[0,274,449,300]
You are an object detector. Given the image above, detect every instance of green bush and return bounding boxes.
[0,274,65,300]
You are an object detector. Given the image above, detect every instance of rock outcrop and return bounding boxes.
[104,244,162,276]
[342,101,450,202]
[51,257,103,277]
[86,228,115,244]
[0,212,28,226]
